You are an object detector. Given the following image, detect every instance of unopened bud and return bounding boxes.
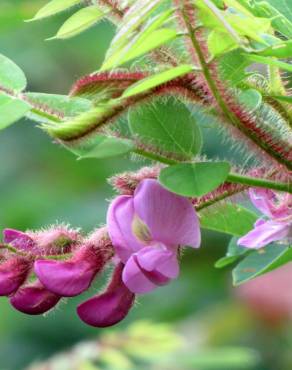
[77,262,135,327]
[10,280,61,315]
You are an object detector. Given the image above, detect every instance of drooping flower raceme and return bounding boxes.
[238,188,292,249]
[106,179,201,294]
[0,180,201,327]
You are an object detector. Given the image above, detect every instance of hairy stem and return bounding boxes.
[175,0,292,170]
[133,148,178,165]
[227,173,292,193]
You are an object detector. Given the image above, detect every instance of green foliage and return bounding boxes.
[122,65,193,98]
[29,0,82,21]
[0,53,26,91]
[244,54,292,72]
[255,40,292,58]
[0,94,30,130]
[238,89,262,112]
[200,203,258,236]
[26,93,92,117]
[66,135,134,159]
[218,49,251,85]
[233,244,292,285]
[159,162,231,197]
[50,6,105,40]
[129,98,202,160]
[215,236,250,268]
[101,1,176,69]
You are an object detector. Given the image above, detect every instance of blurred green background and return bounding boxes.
[0,1,291,369]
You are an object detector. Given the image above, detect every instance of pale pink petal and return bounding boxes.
[107,195,144,262]
[122,255,157,294]
[134,179,201,248]
[249,189,291,219]
[238,220,290,249]
[136,245,179,279]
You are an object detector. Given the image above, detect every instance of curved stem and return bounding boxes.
[133,148,178,165]
[227,173,292,193]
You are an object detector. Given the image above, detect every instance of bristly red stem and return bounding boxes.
[49,78,204,142]
[173,0,292,171]
[97,0,125,21]
[109,165,289,209]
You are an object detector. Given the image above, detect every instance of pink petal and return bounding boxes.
[122,255,157,294]
[34,246,105,297]
[238,220,290,249]
[77,263,135,327]
[249,189,291,219]
[134,179,201,248]
[107,195,144,262]
[136,245,179,279]
[0,256,31,296]
[10,281,61,315]
[3,229,38,253]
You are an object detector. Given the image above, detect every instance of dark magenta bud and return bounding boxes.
[77,263,135,328]
[0,256,32,296]
[34,245,106,297]
[10,281,61,315]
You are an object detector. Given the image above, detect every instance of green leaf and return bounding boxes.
[104,0,163,57]
[159,162,231,197]
[26,93,92,117]
[0,54,27,92]
[255,40,292,58]
[29,0,81,21]
[129,98,202,160]
[232,244,292,285]
[238,89,262,112]
[244,54,292,72]
[66,135,134,159]
[122,65,193,98]
[215,236,251,268]
[237,0,292,38]
[0,94,31,130]
[270,95,292,103]
[101,28,177,70]
[200,203,258,236]
[208,30,237,57]
[50,6,104,39]
[219,49,251,85]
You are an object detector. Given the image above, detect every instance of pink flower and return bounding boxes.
[238,189,292,249]
[107,179,201,294]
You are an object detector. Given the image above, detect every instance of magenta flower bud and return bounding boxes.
[0,256,32,296]
[28,225,81,255]
[34,243,109,297]
[77,263,135,328]
[3,229,37,253]
[10,281,61,315]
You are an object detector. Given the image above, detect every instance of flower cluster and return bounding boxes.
[238,189,292,249]
[1,179,290,328]
[0,180,201,327]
